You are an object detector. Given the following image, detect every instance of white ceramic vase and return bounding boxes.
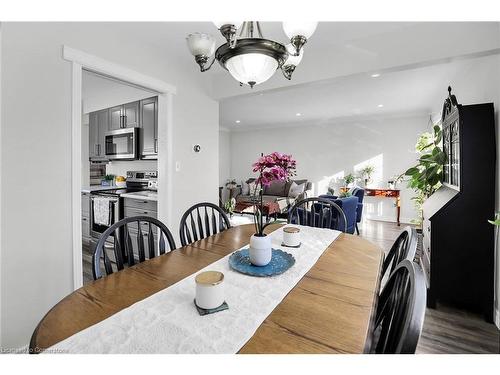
[249,234,272,266]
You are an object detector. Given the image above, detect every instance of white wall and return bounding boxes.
[228,114,429,224]
[0,23,219,348]
[219,128,231,204]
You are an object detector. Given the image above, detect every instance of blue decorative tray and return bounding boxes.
[228,248,295,277]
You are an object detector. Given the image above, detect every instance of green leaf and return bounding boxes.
[488,219,500,226]
[405,167,419,176]
[433,125,441,135]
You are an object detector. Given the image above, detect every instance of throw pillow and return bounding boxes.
[288,181,305,198]
[264,180,286,196]
[285,179,308,196]
[248,181,258,196]
[241,181,249,195]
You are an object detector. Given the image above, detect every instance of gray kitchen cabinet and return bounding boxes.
[109,101,140,130]
[96,109,108,157]
[89,109,109,160]
[140,96,158,159]
[88,112,98,158]
[123,101,140,128]
[124,206,157,220]
[109,105,122,131]
[82,192,91,246]
[123,197,159,260]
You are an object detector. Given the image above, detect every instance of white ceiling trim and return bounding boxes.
[63,46,177,95]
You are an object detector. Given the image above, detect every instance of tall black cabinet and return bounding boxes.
[421,88,496,322]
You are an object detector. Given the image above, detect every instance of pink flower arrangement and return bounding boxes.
[252,152,297,187]
[251,152,297,236]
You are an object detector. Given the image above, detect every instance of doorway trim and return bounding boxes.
[64,46,176,290]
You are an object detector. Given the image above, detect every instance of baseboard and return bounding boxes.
[364,215,414,225]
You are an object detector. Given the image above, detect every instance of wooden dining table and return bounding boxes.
[30,224,384,354]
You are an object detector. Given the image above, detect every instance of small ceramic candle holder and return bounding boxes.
[283,226,301,247]
[195,271,225,310]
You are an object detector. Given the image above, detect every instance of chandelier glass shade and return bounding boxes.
[186,21,317,88]
[226,53,279,86]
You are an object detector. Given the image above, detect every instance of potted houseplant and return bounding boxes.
[249,152,296,266]
[343,173,356,190]
[102,174,116,187]
[402,124,446,228]
[359,165,375,187]
[224,197,236,218]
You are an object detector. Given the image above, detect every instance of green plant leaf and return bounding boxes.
[405,167,419,176]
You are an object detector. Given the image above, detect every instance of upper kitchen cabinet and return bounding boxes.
[109,101,140,130]
[109,105,122,131]
[124,101,140,128]
[140,96,158,159]
[89,109,109,161]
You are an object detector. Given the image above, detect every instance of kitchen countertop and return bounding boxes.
[121,191,158,202]
[81,185,119,193]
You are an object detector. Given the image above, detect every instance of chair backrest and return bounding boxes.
[316,195,358,233]
[92,216,176,280]
[373,260,427,353]
[351,187,365,223]
[351,187,365,203]
[381,226,417,280]
[179,202,231,246]
[288,197,348,232]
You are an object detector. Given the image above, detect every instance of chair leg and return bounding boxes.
[356,223,360,235]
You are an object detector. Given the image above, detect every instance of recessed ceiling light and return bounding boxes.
[296,113,302,116]
[235,120,241,123]
[371,73,381,78]
[377,104,384,108]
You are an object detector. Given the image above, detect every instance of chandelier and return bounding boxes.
[186,21,318,88]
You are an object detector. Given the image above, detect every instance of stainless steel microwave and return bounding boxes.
[104,128,139,160]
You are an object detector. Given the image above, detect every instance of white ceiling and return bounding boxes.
[79,22,500,129]
[220,53,500,129]
[214,22,500,130]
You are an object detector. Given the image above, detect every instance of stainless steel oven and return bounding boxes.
[104,128,139,160]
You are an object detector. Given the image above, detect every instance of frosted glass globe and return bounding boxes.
[225,53,278,86]
[186,33,215,57]
[283,22,318,39]
[284,43,303,66]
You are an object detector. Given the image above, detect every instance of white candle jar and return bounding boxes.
[283,226,301,247]
[195,271,225,310]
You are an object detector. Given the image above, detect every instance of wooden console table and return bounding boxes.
[364,188,401,226]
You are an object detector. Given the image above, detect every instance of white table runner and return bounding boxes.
[50,225,341,353]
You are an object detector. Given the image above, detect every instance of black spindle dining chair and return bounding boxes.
[288,197,348,232]
[372,260,427,353]
[179,202,231,246]
[381,226,417,282]
[92,216,176,280]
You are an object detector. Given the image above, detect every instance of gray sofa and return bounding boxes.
[233,178,313,214]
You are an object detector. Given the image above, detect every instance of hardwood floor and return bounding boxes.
[358,219,500,354]
[82,219,500,354]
